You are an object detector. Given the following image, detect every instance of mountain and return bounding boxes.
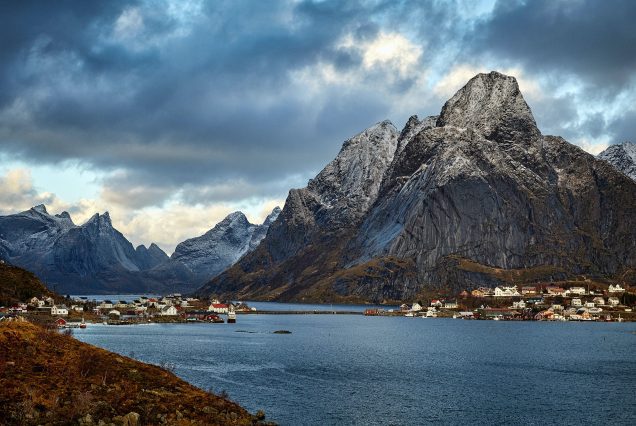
[0,205,281,294]
[135,243,169,270]
[0,206,163,294]
[597,142,636,181]
[169,208,281,284]
[198,71,636,303]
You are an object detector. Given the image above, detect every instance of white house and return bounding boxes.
[209,303,229,313]
[608,284,625,293]
[108,309,121,317]
[607,297,620,307]
[430,300,443,307]
[71,305,84,312]
[160,305,178,316]
[584,302,595,308]
[568,287,586,295]
[571,298,582,307]
[410,303,423,312]
[51,305,68,316]
[444,300,458,309]
[593,297,605,306]
[100,300,114,309]
[494,287,520,297]
[511,300,526,309]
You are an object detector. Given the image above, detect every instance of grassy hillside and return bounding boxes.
[0,321,270,425]
[0,263,56,307]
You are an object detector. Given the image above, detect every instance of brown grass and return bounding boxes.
[0,320,271,425]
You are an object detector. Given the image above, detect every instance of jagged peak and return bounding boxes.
[54,211,75,226]
[55,211,71,219]
[263,206,281,226]
[31,204,48,214]
[83,212,112,227]
[217,211,250,228]
[436,71,540,144]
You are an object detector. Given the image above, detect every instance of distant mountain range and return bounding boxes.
[0,205,279,294]
[197,71,636,303]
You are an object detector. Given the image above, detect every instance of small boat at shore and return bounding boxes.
[227,310,236,323]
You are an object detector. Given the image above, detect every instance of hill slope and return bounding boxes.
[0,321,268,425]
[0,262,56,306]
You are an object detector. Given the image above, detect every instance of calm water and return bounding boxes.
[74,315,636,425]
[71,294,160,302]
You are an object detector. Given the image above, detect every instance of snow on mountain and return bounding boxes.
[200,71,636,303]
[597,142,636,181]
[170,207,281,282]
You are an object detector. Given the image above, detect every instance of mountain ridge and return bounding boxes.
[197,71,636,302]
[0,205,280,294]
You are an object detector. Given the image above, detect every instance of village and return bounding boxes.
[0,293,252,327]
[370,283,635,321]
[1,283,635,326]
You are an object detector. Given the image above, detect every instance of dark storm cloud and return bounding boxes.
[0,0,634,208]
[0,0,415,200]
[471,0,636,93]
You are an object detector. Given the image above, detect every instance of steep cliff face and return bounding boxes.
[598,142,636,181]
[199,71,636,302]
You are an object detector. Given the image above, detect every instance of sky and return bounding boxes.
[1,0,635,254]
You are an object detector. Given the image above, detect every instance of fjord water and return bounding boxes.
[75,314,636,425]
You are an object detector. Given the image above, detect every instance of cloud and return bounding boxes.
[0,169,66,214]
[0,0,634,240]
[470,0,636,93]
[0,167,283,254]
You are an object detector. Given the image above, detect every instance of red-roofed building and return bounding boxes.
[209,303,229,313]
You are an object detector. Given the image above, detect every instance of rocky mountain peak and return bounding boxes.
[597,141,636,181]
[219,211,249,228]
[263,207,281,226]
[307,120,399,218]
[436,71,540,144]
[31,204,48,214]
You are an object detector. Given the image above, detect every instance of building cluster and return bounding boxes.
[466,284,630,321]
[1,296,77,317]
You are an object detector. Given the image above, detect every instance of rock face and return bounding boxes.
[198,71,636,302]
[0,205,280,294]
[170,208,281,283]
[598,142,636,181]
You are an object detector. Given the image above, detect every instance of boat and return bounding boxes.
[617,314,624,323]
[227,310,236,323]
[405,312,415,317]
[79,318,87,329]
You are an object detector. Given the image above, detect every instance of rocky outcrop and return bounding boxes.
[170,208,280,283]
[598,141,636,181]
[199,71,636,302]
